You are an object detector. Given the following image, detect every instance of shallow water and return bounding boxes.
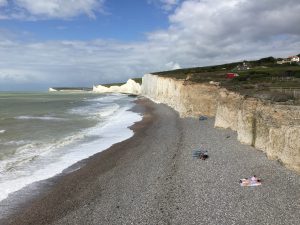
[0,92,142,203]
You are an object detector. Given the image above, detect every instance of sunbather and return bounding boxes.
[240,176,261,186]
[199,151,208,160]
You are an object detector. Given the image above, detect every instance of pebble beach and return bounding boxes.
[2,98,300,225]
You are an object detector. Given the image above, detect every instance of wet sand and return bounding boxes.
[2,98,300,225]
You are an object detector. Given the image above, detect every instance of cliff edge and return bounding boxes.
[142,74,300,173]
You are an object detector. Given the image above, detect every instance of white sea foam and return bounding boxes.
[15,116,67,121]
[0,132,89,173]
[70,102,120,119]
[0,130,5,134]
[3,140,30,146]
[0,95,142,202]
[90,94,127,103]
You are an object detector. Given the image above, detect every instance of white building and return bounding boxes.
[277,55,300,64]
[289,56,300,62]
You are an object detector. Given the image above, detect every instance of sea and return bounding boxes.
[0,92,142,214]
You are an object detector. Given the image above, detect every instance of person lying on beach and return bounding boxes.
[239,175,261,186]
[192,149,208,160]
[199,151,208,160]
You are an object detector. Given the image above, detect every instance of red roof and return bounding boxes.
[226,73,238,78]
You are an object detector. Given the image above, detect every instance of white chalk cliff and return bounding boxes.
[49,88,57,92]
[142,74,220,117]
[141,74,300,173]
[93,79,141,95]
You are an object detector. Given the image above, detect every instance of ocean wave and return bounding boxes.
[85,93,126,102]
[95,104,120,118]
[0,121,101,170]
[0,104,140,175]
[3,140,31,146]
[89,94,128,103]
[70,103,120,119]
[0,130,6,134]
[70,94,131,119]
[0,94,142,203]
[15,116,68,121]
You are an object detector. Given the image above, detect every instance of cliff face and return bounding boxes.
[142,74,300,173]
[215,89,300,172]
[93,79,141,95]
[142,74,219,117]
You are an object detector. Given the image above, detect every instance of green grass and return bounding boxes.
[152,56,300,104]
[102,82,125,87]
[132,78,142,84]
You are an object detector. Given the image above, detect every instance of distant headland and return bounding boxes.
[49,87,92,92]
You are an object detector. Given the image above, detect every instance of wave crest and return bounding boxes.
[15,116,67,121]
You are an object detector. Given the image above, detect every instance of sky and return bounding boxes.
[0,0,300,91]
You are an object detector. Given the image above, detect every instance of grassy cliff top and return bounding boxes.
[153,56,300,104]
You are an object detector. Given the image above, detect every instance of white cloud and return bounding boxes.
[0,36,188,90]
[148,0,300,63]
[0,39,162,89]
[0,0,105,19]
[166,61,181,70]
[1,0,300,90]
